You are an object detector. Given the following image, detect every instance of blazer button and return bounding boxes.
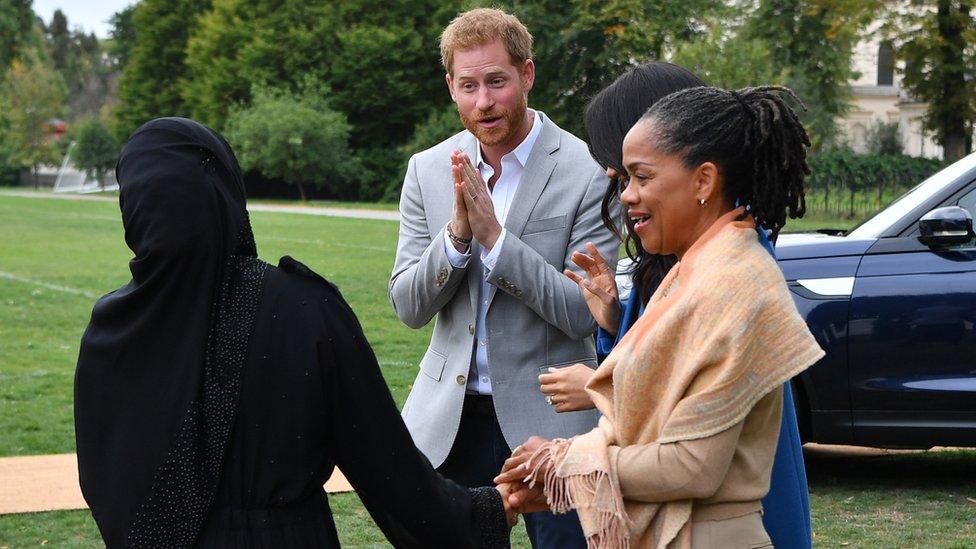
[455,375,466,385]
[468,324,475,335]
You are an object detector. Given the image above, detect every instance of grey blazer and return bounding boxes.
[389,114,619,467]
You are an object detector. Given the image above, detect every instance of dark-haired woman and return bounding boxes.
[74,117,511,548]
[498,87,824,548]
[541,62,815,549]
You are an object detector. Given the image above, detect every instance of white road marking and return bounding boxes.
[0,271,98,299]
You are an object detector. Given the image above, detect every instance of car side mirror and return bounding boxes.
[918,206,974,247]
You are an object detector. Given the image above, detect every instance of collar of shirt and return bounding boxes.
[474,109,543,173]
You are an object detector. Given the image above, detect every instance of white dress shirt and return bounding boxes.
[443,109,543,394]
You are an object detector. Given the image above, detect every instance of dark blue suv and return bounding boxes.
[777,153,976,448]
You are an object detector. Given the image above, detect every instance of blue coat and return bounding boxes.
[596,229,812,549]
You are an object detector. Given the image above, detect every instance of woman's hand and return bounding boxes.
[494,437,552,514]
[539,364,596,412]
[495,484,520,527]
[563,242,620,334]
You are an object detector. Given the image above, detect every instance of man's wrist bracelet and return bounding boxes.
[447,224,472,246]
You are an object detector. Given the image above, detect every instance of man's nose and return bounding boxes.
[476,87,494,112]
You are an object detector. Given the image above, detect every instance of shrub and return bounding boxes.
[865,121,904,156]
[72,118,120,188]
[382,105,462,202]
[224,83,357,201]
[805,151,945,218]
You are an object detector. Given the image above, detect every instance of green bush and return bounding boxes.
[865,121,904,155]
[381,105,462,202]
[805,151,945,218]
[224,83,358,201]
[72,118,120,188]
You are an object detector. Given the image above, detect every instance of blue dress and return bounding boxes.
[596,229,812,549]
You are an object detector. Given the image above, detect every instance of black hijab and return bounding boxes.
[75,118,268,548]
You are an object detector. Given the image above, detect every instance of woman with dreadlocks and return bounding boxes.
[540,62,816,549]
[496,86,824,548]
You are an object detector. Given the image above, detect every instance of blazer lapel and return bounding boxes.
[503,117,560,238]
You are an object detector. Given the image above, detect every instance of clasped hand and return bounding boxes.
[449,150,502,251]
[494,436,553,518]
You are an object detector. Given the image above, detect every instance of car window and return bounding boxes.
[957,186,976,220]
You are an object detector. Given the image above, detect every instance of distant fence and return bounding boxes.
[805,152,945,218]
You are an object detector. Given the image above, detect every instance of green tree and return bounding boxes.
[506,0,727,136]
[182,0,459,198]
[223,84,357,201]
[44,10,111,119]
[0,0,33,69]
[892,0,976,161]
[0,52,67,188]
[746,0,877,151]
[671,24,788,90]
[181,0,338,130]
[108,5,138,70]
[115,0,211,140]
[72,118,120,189]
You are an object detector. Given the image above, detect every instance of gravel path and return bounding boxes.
[0,190,400,221]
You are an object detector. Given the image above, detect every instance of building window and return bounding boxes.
[878,41,894,86]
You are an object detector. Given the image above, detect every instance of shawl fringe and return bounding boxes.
[527,440,630,549]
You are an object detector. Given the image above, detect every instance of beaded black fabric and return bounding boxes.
[469,486,512,548]
[122,125,265,547]
[126,253,268,547]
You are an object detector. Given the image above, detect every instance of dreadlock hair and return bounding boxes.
[641,85,811,242]
[584,61,705,304]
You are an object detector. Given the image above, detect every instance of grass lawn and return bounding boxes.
[1,194,973,547]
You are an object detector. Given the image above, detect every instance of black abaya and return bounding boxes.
[75,118,508,548]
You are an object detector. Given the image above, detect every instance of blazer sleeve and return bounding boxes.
[321,284,509,548]
[488,164,619,340]
[388,153,469,329]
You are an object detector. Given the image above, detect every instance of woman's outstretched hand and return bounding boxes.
[495,484,520,527]
[494,437,552,514]
[563,242,620,334]
[539,364,595,412]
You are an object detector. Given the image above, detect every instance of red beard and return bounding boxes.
[458,95,527,147]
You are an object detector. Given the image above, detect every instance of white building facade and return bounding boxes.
[844,35,943,158]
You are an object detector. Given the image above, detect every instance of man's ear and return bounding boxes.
[520,59,535,94]
[446,73,457,102]
[695,162,722,204]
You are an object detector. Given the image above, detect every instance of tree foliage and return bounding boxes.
[0,0,33,69]
[72,118,120,187]
[671,23,788,90]
[223,84,357,201]
[890,0,976,161]
[44,10,112,120]
[115,0,211,140]
[0,51,67,186]
[746,0,877,151]
[107,0,937,199]
[108,6,138,70]
[506,0,727,136]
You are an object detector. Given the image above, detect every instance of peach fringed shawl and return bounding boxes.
[528,208,824,548]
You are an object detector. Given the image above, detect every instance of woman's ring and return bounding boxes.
[545,395,553,405]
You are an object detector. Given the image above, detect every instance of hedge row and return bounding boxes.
[805,151,946,217]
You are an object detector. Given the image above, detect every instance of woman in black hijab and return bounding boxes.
[75,117,510,548]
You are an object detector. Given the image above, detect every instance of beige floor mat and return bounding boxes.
[0,453,352,515]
